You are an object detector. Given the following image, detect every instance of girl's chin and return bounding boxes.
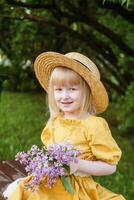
[61,109,73,113]
[60,105,73,110]
[60,108,80,115]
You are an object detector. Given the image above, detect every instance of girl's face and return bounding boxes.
[53,84,82,117]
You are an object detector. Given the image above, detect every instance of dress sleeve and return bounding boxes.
[90,117,122,165]
[41,121,52,146]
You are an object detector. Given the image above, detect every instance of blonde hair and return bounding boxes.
[47,67,96,120]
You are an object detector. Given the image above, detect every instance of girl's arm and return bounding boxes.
[70,159,117,176]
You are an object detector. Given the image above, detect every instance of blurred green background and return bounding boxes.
[0,0,134,199]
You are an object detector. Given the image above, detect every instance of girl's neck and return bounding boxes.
[63,112,90,120]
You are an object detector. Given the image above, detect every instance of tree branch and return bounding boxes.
[96,55,127,90]
[5,0,53,9]
[97,0,134,24]
[103,76,125,94]
[5,0,134,56]
[45,1,134,57]
[53,5,134,56]
[23,14,119,64]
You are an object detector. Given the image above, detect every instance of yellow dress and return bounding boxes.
[9,116,125,200]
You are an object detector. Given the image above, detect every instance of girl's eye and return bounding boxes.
[70,88,77,91]
[54,88,62,91]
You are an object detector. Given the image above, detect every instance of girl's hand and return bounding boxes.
[69,161,90,177]
[64,162,79,176]
[69,161,79,174]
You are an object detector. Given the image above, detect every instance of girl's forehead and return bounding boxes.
[53,81,80,87]
[51,67,81,86]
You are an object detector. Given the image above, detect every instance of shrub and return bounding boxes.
[116,82,134,135]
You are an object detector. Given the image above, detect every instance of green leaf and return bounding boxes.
[102,0,106,5]
[60,176,74,195]
[121,0,127,5]
[126,0,130,8]
[63,164,70,173]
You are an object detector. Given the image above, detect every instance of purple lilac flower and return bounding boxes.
[15,143,81,191]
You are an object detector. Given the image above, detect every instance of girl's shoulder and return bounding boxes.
[82,115,107,124]
[82,115,110,131]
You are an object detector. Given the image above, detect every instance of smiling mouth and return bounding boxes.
[61,102,73,104]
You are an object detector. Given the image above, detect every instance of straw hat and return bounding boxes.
[34,51,109,114]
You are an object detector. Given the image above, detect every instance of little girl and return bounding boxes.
[4,52,125,199]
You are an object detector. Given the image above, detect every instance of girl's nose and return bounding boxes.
[62,90,69,99]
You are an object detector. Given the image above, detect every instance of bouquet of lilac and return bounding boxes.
[15,143,80,194]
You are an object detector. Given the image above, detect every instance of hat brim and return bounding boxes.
[34,52,109,114]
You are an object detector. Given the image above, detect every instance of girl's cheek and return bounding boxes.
[54,92,61,100]
[70,91,80,98]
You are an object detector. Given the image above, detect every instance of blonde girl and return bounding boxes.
[4,52,125,200]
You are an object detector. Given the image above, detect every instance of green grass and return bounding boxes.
[0,91,133,199]
[0,91,49,160]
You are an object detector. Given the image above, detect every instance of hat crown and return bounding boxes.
[65,52,100,80]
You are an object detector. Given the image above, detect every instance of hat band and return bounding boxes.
[73,58,100,80]
[73,59,91,72]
